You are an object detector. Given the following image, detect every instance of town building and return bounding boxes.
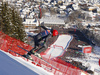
[40,16,65,27]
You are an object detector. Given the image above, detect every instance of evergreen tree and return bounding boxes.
[2,2,11,35]
[0,2,26,42]
[0,2,12,34]
[11,7,26,42]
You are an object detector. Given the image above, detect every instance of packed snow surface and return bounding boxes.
[51,35,73,49]
[0,50,53,75]
[44,35,73,58]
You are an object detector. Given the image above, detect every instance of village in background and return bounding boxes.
[0,0,100,75]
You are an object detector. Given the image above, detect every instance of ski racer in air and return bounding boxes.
[26,26,58,59]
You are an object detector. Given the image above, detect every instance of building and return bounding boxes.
[40,16,65,27]
[23,19,37,31]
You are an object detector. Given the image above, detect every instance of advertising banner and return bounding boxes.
[82,46,92,53]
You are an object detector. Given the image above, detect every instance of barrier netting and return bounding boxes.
[0,31,89,75]
[0,31,33,55]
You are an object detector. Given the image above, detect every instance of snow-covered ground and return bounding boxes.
[0,50,53,75]
[50,35,73,49]
[66,46,100,75]
[42,35,73,58]
[41,34,100,74]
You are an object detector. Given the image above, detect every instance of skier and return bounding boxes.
[26,26,58,59]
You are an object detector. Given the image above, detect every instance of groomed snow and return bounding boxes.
[43,35,73,58]
[51,35,73,49]
[0,50,53,75]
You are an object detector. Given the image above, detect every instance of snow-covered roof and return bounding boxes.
[73,3,79,10]
[40,16,65,25]
[44,12,51,17]
[17,1,22,3]
[44,3,49,5]
[20,15,25,18]
[95,27,100,30]
[30,12,35,16]
[23,19,37,25]
[59,6,66,10]
[88,6,97,10]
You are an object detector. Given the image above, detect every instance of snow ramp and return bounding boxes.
[40,34,73,59]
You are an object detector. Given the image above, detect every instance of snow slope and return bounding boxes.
[50,35,73,49]
[42,35,73,58]
[0,50,53,75]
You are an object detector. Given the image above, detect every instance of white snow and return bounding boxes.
[51,35,73,49]
[40,16,65,25]
[0,50,53,75]
[43,35,73,58]
[46,47,64,58]
[66,46,100,75]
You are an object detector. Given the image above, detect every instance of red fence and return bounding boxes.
[0,31,33,55]
[53,45,64,50]
[31,55,89,75]
[42,56,81,75]
[0,31,89,75]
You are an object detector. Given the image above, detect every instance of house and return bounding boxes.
[23,19,37,31]
[73,3,79,10]
[59,5,66,10]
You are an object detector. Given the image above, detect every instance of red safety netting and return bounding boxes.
[3,35,14,52]
[0,31,89,75]
[0,32,8,52]
[31,55,84,75]
[31,54,61,74]
[0,39,8,52]
[0,31,33,55]
[42,56,80,74]
[17,40,33,54]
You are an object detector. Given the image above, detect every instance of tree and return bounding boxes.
[10,7,26,42]
[0,2,26,42]
[0,2,11,34]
